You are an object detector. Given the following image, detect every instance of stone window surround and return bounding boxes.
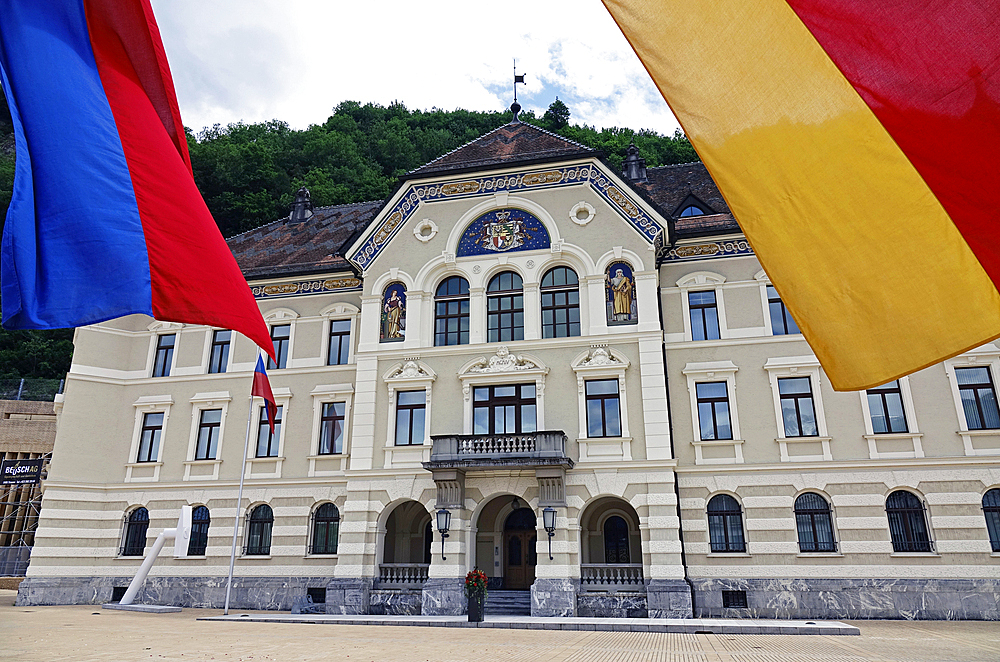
[943,344,1000,457]
[245,387,292,479]
[458,348,549,434]
[683,361,743,465]
[183,391,232,481]
[754,270,802,338]
[884,486,939,557]
[572,346,632,462]
[199,327,234,375]
[125,394,173,483]
[263,308,299,370]
[857,376,924,460]
[321,303,360,366]
[241,501,274,559]
[383,359,437,468]
[308,383,354,476]
[763,356,832,462]
[704,491,750,556]
[676,271,729,342]
[306,500,342,558]
[792,489,843,557]
[146,321,183,378]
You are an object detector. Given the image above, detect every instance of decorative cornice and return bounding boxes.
[464,346,544,374]
[386,358,434,381]
[662,239,753,262]
[250,277,362,300]
[349,163,665,272]
[576,345,623,368]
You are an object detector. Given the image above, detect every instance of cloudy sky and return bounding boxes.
[148,0,682,136]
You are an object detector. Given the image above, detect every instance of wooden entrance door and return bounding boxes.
[503,530,537,590]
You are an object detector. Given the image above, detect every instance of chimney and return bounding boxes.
[621,140,647,183]
[288,186,313,223]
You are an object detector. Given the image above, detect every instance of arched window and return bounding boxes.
[187,506,210,556]
[886,490,932,553]
[121,507,149,556]
[603,515,630,563]
[982,489,1000,552]
[707,494,745,553]
[246,504,273,556]
[311,503,340,555]
[794,493,836,553]
[487,272,524,342]
[679,205,705,217]
[434,276,470,346]
[540,267,580,338]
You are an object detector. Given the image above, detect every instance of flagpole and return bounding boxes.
[223,350,260,615]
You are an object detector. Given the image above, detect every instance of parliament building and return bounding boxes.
[16,112,1000,619]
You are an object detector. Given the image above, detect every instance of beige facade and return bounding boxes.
[16,121,1000,619]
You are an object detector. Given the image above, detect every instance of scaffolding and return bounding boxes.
[0,451,49,576]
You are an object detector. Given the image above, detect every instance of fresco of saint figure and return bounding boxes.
[381,283,406,341]
[606,262,638,325]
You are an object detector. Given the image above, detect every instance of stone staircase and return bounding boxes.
[484,590,532,616]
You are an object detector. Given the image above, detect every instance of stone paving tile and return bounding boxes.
[3,590,999,662]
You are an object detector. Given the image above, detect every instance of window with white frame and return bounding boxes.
[328,319,352,366]
[858,376,923,460]
[152,333,175,377]
[473,384,536,434]
[267,324,290,370]
[319,402,346,454]
[956,367,1000,430]
[766,285,800,335]
[585,380,621,437]
[195,409,222,460]
[459,347,547,436]
[396,391,427,445]
[572,346,630,459]
[383,360,436,455]
[778,377,819,437]
[256,404,283,457]
[137,412,164,462]
[308,383,353,476]
[764,356,830,461]
[208,329,231,374]
[677,272,727,341]
[866,380,909,434]
[683,361,742,465]
[944,346,1000,456]
[128,395,172,482]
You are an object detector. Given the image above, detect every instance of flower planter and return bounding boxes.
[467,594,485,622]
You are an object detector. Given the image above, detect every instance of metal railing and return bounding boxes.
[429,431,568,461]
[377,563,429,589]
[580,563,644,592]
[0,378,64,402]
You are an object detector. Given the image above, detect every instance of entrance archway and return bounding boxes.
[503,508,537,590]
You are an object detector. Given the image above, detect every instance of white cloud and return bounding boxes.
[150,0,681,136]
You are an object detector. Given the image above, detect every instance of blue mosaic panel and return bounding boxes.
[661,239,754,262]
[349,164,665,271]
[456,208,550,257]
[606,261,638,325]
[250,277,362,300]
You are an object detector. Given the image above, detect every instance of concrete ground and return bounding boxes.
[2,590,999,662]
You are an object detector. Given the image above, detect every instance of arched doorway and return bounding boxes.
[379,501,431,588]
[503,507,537,590]
[578,497,643,591]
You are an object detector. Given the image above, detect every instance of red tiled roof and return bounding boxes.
[636,163,741,237]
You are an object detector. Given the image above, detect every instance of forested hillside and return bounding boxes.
[0,97,697,379]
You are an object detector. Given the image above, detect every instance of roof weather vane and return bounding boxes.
[511,59,526,122]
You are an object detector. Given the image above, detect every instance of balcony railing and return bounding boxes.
[580,564,644,592]
[377,563,429,589]
[425,431,572,470]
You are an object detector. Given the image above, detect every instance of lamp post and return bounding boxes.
[436,508,451,560]
[542,507,556,560]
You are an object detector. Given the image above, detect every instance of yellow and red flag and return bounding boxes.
[603,0,1000,391]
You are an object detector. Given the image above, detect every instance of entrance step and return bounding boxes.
[485,590,531,616]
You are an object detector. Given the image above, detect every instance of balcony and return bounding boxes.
[580,564,645,593]
[377,563,429,589]
[424,431,573,471]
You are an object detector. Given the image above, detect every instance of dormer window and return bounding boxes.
[679,205,705,217]
[673,194,714,219]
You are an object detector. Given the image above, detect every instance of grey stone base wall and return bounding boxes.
[325,578,373,615]
[16,575,332,610]
[577,593,647,618]
[646,579,694,618]
[532,578,578,617]
[369,589,422,615]
[421,578,465,615]
[692,578,1000,621]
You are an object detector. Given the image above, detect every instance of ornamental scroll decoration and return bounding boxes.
[577,345,624,368]
[386,359,431,380]
[465,346,543,374]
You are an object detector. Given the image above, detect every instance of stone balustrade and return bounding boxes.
[377,563,429,589]
[580,563,645,592]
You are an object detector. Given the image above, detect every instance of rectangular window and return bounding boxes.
[137,412,164,462]
[473,384,536,435]
[319,402,346,454]
[867,380,908,434]
[267,324,290,370]
[152,334,175,377]
[696,382,733,440]
[585,379,621,438]
[208,330,231,374]
[394,391,426,446]
[255,404,283,457]
[195,409,222,460]
[327,320,351,366]
[778,377,818,437]
[956,367,1000,430]
[688,291,720,341]
[435,297,470,346]
[767,285,800,335]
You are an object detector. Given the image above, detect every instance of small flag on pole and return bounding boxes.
[252,355,276,435]
[0,0,274,360]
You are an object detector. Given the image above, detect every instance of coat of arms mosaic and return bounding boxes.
[457,208,550,257]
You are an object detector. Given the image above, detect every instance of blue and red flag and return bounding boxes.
[252,355,276,435]
[0,0,273,359]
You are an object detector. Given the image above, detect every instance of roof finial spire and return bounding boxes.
[510,59,526,123]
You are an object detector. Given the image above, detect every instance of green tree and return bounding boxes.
[542,98,570,131]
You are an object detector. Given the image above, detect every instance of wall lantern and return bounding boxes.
[542,507,557,560]
[436,508,451,560]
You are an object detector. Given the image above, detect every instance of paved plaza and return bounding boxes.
[2,590,999,662]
